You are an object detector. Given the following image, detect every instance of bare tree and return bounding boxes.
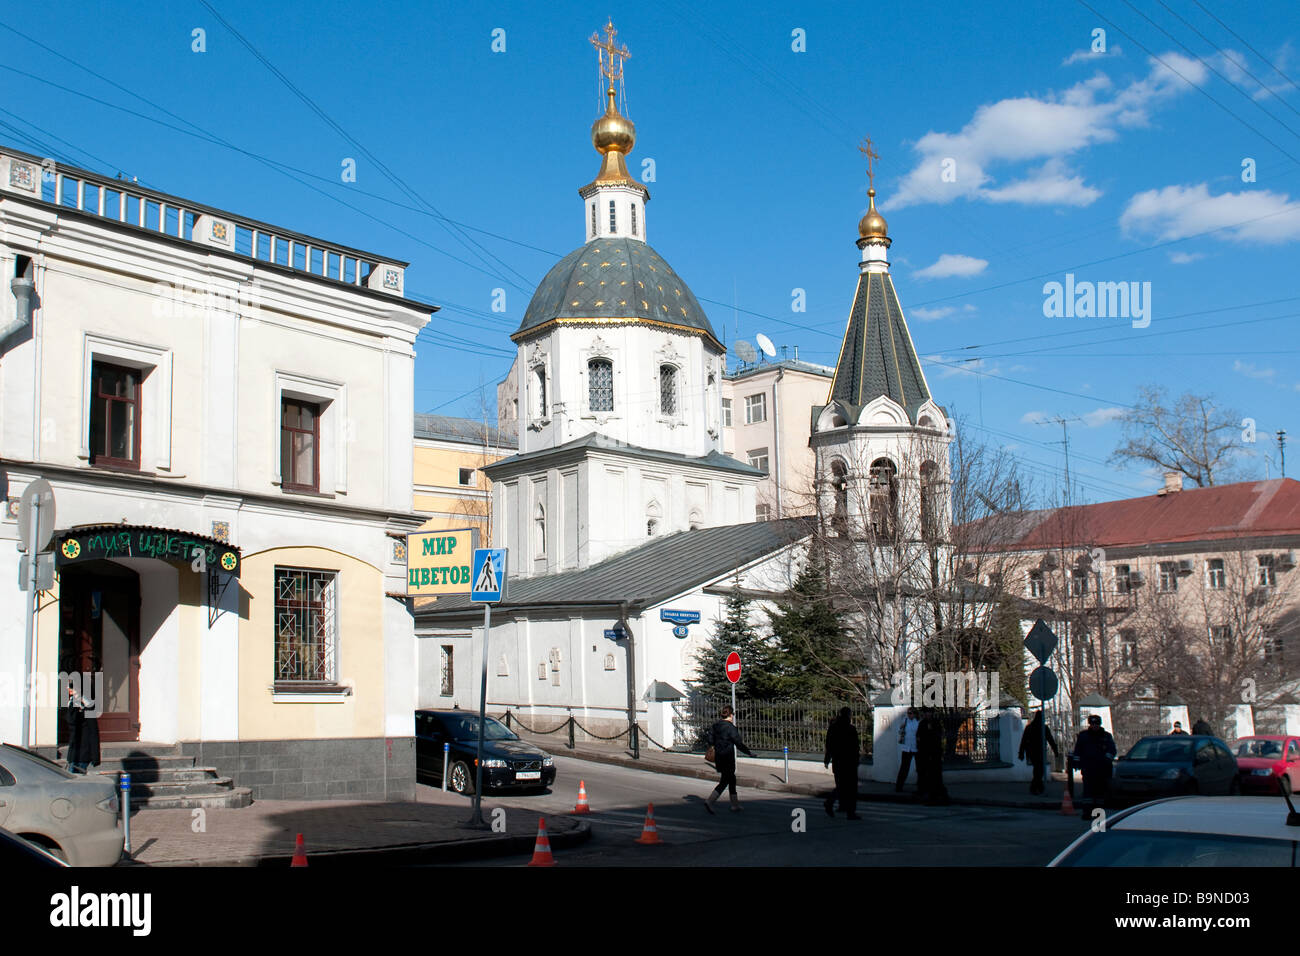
[1110,386,1245,487]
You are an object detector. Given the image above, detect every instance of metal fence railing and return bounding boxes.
[672,693,874,758]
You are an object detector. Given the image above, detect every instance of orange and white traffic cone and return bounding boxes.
[527,817,556,866]
[572,780,591,814]
[291,833,308,867]
[634,803,663,845]
[1060,785,1075,815]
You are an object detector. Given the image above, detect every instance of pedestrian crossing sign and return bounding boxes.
[470,548,507,603]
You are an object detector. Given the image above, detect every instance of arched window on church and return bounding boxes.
[531,365,547,420]
[920,460,941,542]
[868,458,898,540]
[659,365,678,416]
[688,509,703,531]
[830,459,849,537]
[646,500,662,537]
[588,358,613,412]
[533,502,546,558]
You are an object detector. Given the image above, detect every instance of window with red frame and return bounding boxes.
[281,399,320,492]
[89,361,142,468]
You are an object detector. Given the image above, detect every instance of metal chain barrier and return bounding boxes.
[502,710,572,736]
[570,718,631,741]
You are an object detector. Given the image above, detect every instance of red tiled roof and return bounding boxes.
[970,478,1300,551]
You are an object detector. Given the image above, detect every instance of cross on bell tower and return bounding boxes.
[859,136,879,191]
[590,18,631,110]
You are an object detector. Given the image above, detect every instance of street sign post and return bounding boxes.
[17,479,55,748]
[1024,621,1061,775]
[467,548,507,829]
[1029,666,1059,702]
[725,651,741,715]
[1024,619,1058,665]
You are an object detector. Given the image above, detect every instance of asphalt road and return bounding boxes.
[432,755,1090,866]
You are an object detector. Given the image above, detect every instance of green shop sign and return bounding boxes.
[56,526,241,577]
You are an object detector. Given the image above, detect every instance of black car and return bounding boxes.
[415,710,556,795]
[1110,735,1240,805]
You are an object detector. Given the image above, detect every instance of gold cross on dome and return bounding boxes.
[590,18,631,84]
[859,136,879,190]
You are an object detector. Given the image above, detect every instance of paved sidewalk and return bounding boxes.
[124,784,589,866]
[511,729,1079,811]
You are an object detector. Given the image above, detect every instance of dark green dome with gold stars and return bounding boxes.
[514,237,718,347]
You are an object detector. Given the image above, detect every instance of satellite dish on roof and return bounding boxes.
[733,340,758,364]
[755,333,777,358]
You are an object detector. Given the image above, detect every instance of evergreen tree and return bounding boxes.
[693,583,781,700]
[989,597,1029,706]
[767,559,858,700]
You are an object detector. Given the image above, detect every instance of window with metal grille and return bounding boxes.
[659,364,677,415]
[631,204,637,236]
[588,358,613,412]
[609,200,616,232]
[89,361,142,468]
[274,568,337,682]
[591,202,597,236]
[440,645,454,696]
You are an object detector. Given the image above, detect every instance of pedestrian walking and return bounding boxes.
[705,705,754,814]
[1191,718,1213,736]
[896,706,919,793]
[64,684,100,775]
[823,707,861,819]
[1018,710,1058,795]
[915,710,948,806]
[1170,721,1188,735]
[1072,715,1116,819]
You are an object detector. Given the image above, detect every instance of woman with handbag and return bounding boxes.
[704,705,754,814]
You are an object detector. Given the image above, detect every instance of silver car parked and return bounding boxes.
[0,743,123,866]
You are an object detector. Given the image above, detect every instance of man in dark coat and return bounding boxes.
[64,685,101,774]
[915,710,948,805]
[1072,715,1116,819]
[823,707,861,819]
[1018,710,1058,795]
[705,705,755,814]
[1191,718,1213,736]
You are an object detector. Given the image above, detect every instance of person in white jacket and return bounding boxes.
[896,707,919,792]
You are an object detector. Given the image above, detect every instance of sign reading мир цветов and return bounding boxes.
[406,528,476,596]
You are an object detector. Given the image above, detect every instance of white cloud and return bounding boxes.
[1233,360,1276,381]
[924,353,998,379]
[889,54,1206,210]
[914,253,989,280]
[1120,183,1300,244]
[1168,251,1205,264]
[1218,46,1296,102]
[1020,410,1049,424]
[1063,45,1123,66]
[1082,407,1126,427]
[910,303,978,321]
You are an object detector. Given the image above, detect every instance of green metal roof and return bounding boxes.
[516,237,717,343]
[825,271,931,423]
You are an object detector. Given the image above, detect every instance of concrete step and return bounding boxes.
[131,787,254,810]
[96,754,199,772]
[96,766,221,784]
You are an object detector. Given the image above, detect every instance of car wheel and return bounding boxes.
[449,760,474,795]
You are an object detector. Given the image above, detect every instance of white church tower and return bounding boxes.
[486,21,761,577]
[810,146,954,566]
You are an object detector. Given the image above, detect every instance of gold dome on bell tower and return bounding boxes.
[592,87,636,156]
[582,19,646,194]
[858,188,890,244]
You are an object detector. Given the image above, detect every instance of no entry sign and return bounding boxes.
[725,652,742,684]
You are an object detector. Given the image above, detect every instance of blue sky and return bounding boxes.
[4,0,1299,504]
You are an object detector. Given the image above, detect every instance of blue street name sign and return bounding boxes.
[470,548,507,604]
[660,609,701,625]
[603,628,626,640]
[672,625,690,639]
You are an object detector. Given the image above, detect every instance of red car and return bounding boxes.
[1233,735,1300,796]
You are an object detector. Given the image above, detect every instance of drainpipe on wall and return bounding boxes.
[772,369,783,518]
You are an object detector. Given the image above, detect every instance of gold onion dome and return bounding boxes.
[592,87,635,155]
[858,188,889,241]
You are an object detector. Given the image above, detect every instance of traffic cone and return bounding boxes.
[572,780,591,814]
[634,803,663,845]
[527,817,556,866]
[291,833,308,867]
[1059,785,1075,815]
